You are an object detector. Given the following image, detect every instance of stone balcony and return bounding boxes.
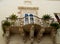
[1,15,58,44]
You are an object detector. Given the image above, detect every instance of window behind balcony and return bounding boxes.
[30,14,34,23]
[24,14,34,24]
[25,14,29,24]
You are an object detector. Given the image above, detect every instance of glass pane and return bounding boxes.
[30,14,34,23]
[25,14,29,24]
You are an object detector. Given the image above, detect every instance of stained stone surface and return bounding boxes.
[0,34,53,44]
[8,35,53,44]
[0,29,60,44]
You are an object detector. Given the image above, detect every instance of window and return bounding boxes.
[29,14,34,23]
[25,14,29,24]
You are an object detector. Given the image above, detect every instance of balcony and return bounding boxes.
[2,15,57,44]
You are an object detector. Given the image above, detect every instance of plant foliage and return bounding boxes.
[42,14,51,20]
[50,22,60,29]
[2,20,11,26]
[9,13,18,20]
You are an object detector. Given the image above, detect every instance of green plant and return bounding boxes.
[50,22,60,29]
[2,20,11,27]
[42,14,51,20]
[9,13,18,20]
[2,20,11,33]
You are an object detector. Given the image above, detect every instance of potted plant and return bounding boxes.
[9,13,18,20]
[50,22,60,33]
[9,13,18,25]
[2,20,11,27]
[2,20,11,35]
[42,14,52,27]
[42,14,51,20]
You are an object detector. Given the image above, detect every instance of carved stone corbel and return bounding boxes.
[5,27,10,44]
[30,25,34,44]
[37,27,45,42]
[51,28,56,44]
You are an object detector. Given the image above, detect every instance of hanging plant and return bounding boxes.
[9,13,18,26]
[9,13,18,20]
[42,14,51,20]
[2,20,11,33]
[50,22,60,30]
[42,14,52,27]
[2,20,11,27]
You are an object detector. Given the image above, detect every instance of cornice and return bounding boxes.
[18,6,39,10]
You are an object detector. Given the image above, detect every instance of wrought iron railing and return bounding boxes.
[5,15,54,27]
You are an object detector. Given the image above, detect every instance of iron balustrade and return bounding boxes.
[2,15,54,27]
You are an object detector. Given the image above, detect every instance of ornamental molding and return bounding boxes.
[18,6,39,10]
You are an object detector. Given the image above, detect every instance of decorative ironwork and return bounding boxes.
[1,15,55,44]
